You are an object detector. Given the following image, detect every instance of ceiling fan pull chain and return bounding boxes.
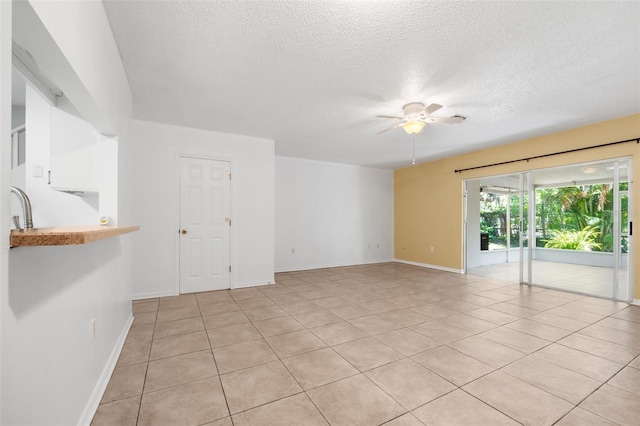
[412,135,416,165]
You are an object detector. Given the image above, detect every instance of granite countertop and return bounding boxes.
[10,225,140,247]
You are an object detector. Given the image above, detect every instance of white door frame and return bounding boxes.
[174,153,233,295]
[519,172,526,285]
[462,180,468,274]
[625,160,634,303]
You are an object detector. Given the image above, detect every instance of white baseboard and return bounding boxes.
[275,259,395,274]
[632,299,640,306]
[132,290,177,300]
[79,314,134,426]
[134,282,278,296]
[232,281,275,289]
[393,258,464,274]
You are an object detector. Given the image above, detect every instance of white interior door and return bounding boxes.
[179,157,230,293]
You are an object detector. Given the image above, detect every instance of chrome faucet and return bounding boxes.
[10,186,33,229]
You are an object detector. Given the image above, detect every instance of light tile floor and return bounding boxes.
[469,260,630,300]
[92,262,640,426]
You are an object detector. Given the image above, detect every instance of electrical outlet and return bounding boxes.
[430,246,435,252]
[90,319,96,341]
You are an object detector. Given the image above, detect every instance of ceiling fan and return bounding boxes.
[376,102,465,135]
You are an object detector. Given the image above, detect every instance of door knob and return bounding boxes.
[181,229,187,235]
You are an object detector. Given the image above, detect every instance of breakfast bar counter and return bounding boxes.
[10,225,140,247]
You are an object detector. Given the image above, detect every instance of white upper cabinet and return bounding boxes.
[50,107,99,193]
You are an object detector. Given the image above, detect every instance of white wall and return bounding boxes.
[275,156,394,272]
[0,3,12,423]
[131,120,275,298]
[5,240,133,425]
[2,2,134,425]
[19,1,132,135]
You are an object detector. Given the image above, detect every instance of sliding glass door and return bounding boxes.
[526,159,632,301]
[464,174,526,283]
[465,158,633,302]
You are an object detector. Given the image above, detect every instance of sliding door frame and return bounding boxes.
[464,157,633,302]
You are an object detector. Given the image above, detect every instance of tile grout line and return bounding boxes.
[195,295,238,425]
[135,304,156,426]
[457,388,525,426]
[196,293,235,424]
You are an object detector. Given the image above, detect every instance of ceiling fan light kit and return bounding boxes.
[401,120,426,135]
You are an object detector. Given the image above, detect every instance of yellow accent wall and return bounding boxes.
[394,114,640,298]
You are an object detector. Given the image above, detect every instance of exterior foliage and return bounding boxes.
[480,182,627,252]
[543,226,602,251]
[537,183,627,253]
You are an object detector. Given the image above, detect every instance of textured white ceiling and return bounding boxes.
[103,1,640,169]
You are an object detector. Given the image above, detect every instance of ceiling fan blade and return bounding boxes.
[423,103,443,115]
[426,115,466,124]
[375,115,403,120]
[376,123,400,134]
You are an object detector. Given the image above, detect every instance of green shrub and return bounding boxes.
[543,226,602,251]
